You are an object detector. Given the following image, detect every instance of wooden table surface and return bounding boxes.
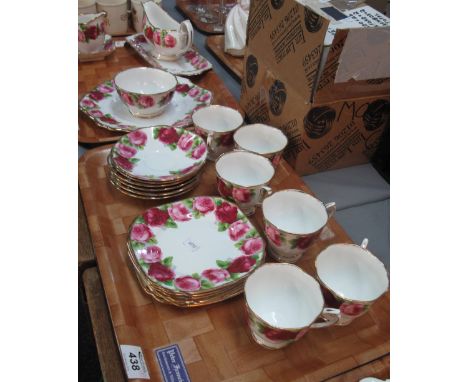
[206,35,243,81]
[78,41,242,145]
[78,145,389,381]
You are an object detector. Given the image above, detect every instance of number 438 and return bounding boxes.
[129,352,141,371]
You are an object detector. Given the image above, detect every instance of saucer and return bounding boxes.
[79,35,115,62]
[79,76,212,132]
[126,33,213,76]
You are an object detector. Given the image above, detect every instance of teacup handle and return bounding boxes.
[178,20,194,54]
[309,307,340,329]
[206,132,214,148]
[361,238,369,249]
[325,202,336,219]
[256,186,273,205]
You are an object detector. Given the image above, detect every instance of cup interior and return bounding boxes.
[245,264,324,329]
[316,244,389,302]
[234,124,287,154]
[192,105,243,133]
[263,190,328,234]
[215,151,274,187]
[144,1,178,30]
[114,67,177,94]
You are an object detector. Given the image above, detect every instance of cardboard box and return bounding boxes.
[240,0,389,175]
[244,0,389,102]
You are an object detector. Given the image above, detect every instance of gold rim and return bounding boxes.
[215,150,275,190]
[107,152,200,186]
[107,157,199,190]
[244,263,324,331]
[262,189,328,236]
[109,170,200,194]
[109,175,199,199]
[233,124,288,156]
[314,242,390,304]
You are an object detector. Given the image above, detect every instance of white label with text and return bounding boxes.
[120,345,150,379]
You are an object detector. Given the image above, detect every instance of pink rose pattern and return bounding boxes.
[78,21,104,42]
[145,26,178,48]
[232,188,251,203]
[228,220,250,241]
[116,143,137,159]
[128,130,147,146]
[168,203,191,222]
[175,276,200,291]
[265,224,281,246]
[202,269,229,284]
[139,246,162,263]
[264,221,321,254]
[131,197,265,291]
[118,90,161,110]
[193,197,215,214]
[177,134,193,151]
[80,80,212,131]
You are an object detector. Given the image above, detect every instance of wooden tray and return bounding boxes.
[78,44,242,145]
[206,35,243,81]
[175,0,225,34]
[79,145,390,382]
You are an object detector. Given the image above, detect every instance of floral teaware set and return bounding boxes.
[79,2,390,351]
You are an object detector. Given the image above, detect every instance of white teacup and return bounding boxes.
[262,189,336,263]
[78,12,107,54]
[234,124,288,168]
[215,151,274,216]
[315,239,389,326]
[97,0,129,35]
[244,263,340,349]
[79,0,97,14]
[114,67,177,118]
[192,105,244,161]
[143,1,194,61]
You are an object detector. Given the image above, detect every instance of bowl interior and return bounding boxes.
[234,124,287,154]
[245,264,323,328]
[316,244,389,302]
[115,67,177,94]
[193,105,243,133]
[263,190,327,234]
[215,151,274,187]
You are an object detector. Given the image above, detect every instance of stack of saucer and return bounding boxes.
[107,126,207,200]
[126,196,266,307]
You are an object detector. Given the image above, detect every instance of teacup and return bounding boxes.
[79,0,97,14]
[244,263,340,349]
[97,0,129,36]
[215,151,274,216]
[131,0,162,33]
[262,189,336,263]
[315,239,389,326]
[143,1,194,61]
[78,12,107,54]
[234,124,288,168]
[114,67,177,118]
[192,105,244,161]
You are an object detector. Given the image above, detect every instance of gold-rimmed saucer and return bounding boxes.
[108,174,199,200]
